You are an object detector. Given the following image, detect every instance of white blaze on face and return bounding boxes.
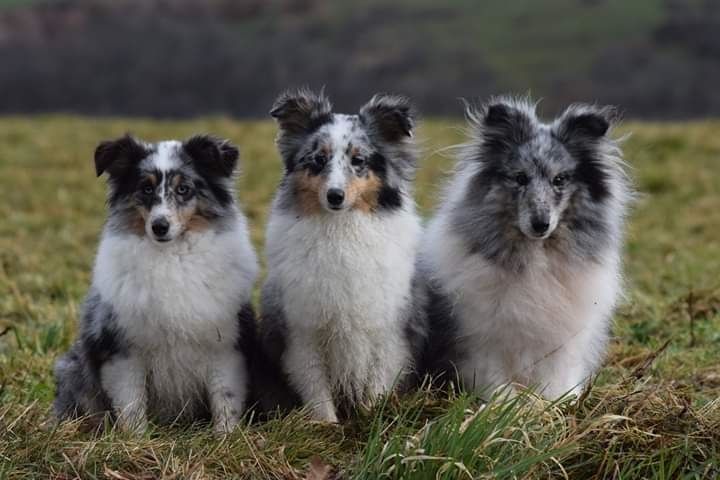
[150,141,183,171]
[321,115,355,210]
[143,141,185,243]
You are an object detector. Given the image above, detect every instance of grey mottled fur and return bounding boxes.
[258,89,426,417]
[419,96,632,386]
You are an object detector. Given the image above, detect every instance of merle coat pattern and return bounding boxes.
[54,135,259,433]
[419,97,631,399]
[258,89,425,422]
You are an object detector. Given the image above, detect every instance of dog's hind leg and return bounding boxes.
[53,344,109,426]
[53,347,88,420]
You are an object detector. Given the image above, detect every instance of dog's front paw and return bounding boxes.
[310,403,339,423]
[117,413,148,435]
[213,415,240,435]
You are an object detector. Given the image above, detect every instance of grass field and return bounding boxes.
[1,116,719,479]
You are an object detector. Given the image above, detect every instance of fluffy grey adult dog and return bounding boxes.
[54,135,259,433]
[419,97,631,399]
[259,89,424,422]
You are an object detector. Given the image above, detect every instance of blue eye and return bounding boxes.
[176,185,190,196]
[142,185,154,195]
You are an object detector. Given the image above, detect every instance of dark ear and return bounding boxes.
[94,134,149,178]
[269,88,333,135]
[480,100,534,152]
[359,94,415,143]
[270,88,332,168]
[182,135,239,178]
[555,105,619,143]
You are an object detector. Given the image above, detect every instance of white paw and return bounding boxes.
[213,415,240,435]
[310,403,339,423]
[117,414,148,435]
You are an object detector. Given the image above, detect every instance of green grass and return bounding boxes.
[1,116,719,478]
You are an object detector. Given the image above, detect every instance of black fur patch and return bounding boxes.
[84,324,124,374]
[235,303,257,357]
[79,294,128,376]
[368,152,403,211]
[416,279,463,388]
[271,89,333,170]
[182,135,238,207]
[554,108,617,202]
[560,113,610,139]
[94,135,152,207]
[482,103,534,156]
[359,94,415,143]
[574,151,611,202]
[377,184,402,210]
[95,134,150,178]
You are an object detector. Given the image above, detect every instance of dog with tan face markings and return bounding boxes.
[53,134,258,433]
[259,89,424,422]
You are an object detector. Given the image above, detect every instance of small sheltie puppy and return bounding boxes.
[259,89,423,422]
[419,97,630,399]
[54,135,259,433]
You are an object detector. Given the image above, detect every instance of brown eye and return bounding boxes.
[515,172,529,186]
[313,154,327,167]
[552,173,569,188]
[351,156,365,168]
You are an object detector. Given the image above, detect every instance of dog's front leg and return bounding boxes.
[534,345,587,399]
[101,355,147,433]
[208,349,247,434]
[365,340,408,405]
[284,334,337,423]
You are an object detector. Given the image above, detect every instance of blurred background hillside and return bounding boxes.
[0,0,718,118]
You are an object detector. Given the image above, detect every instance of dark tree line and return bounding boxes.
[0,0,717,119]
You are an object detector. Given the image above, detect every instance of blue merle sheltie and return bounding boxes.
[53,134,259,433]
[419,97,631,399]
[258,89,424,422]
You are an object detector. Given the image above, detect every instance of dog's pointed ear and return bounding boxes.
[554,104,619,144]
[182,135,239,178]
[94,134,149,178]
[270,88,333,135]
[270,88,332,169]
[478,100,534,152]
[359,94,415,143]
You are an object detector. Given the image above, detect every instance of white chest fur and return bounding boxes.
[266,208,421,394]
[423,219,621,394]
[267,209,419,331]
[93,221,258,349]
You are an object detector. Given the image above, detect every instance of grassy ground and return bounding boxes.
[0,116,719,479]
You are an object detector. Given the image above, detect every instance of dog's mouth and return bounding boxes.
[522,229,553,240]
[518,223,556,241]
[526,233,551,241]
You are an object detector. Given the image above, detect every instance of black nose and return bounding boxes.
[326,188,345,208]
[531,217,550,235]
[151,218,170,237]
